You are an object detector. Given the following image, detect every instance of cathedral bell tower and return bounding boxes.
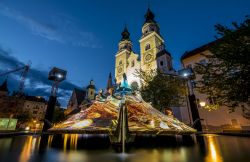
[139,8,165,71]
[115,26,133,83]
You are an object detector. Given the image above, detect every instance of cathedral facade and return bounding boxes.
[115,8,174,86]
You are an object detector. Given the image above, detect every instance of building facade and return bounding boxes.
[0,80,24,118]
[65,80,96,116]
[22,96,47,121]
[181,41,250,131]
[0,80,48,129]
[115,8,174,86]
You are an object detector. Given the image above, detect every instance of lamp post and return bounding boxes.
[178,68,203,132]
[42,67,67,132]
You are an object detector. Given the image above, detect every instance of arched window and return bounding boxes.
[145,44,150,51]
[160,61,164,66]
[131,60,135,67]
[119,60,122,65]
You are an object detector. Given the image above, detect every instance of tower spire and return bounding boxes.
[144,7,155,23]
[121,25,130,41]
[106,72,113,91]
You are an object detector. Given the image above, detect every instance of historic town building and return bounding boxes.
[181,41,250,131]
[0,79,47,129]
[65,79,96,116]
[115,8,174,86]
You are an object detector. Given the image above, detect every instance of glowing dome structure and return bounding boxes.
[49,76,196,135]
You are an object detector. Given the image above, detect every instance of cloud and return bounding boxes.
[0,46,79,106]
[0,5,102,48]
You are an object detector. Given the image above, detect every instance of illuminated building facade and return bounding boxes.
[115,8,174,86]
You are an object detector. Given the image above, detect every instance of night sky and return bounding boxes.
[0,0,249,106]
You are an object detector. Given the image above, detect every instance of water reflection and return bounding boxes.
[205,135,223,162]
[63,134,78,151]
[0,134,250,162]
[19,136,41,162]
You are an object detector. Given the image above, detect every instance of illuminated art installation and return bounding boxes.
[50,74,196,135]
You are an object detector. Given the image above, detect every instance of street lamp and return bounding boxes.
[178,68,203,132]
[199,101,206,107]
[42,67,67,132]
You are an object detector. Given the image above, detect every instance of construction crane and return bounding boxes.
[0,62,31,95]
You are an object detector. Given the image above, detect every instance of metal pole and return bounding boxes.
[187,79,202,132]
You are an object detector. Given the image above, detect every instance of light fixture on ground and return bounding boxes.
[42,67,67,132]
[178,68,203,132]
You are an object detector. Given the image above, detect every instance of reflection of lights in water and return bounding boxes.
[206,135,223,162]
[19,136,32,162]
[71,119,93,128]
[70,134,78,150]
[63,134,68,152]
[162,148,187,162]
[48,135,54,147]
[63,134,78,151]
[19,136,39,162]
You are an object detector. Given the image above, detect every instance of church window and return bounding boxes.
[160,61,164,66]
[119,60,122,65]
[131,60,135,67]
[145,44,150,51]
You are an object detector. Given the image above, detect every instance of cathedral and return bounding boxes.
[115,8,174,86]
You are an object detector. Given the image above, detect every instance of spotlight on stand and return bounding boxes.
[42,67,67,132]
[178,68,202,132]
[178,68,195,79]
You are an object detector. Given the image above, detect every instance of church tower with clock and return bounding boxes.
[139,8,173,72]
[115,26,140,85]
[115,8,173,86]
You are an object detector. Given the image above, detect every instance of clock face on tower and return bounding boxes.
[118,66,123,74]
[145,53,153,63]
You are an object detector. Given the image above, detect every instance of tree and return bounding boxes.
[194,16,250,118]
[135,69,187,111]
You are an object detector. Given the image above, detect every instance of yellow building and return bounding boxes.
[181,41,250,131]
[115,8,174,86]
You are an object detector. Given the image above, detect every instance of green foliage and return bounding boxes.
[194,16,250,118]
[135,69,187,111]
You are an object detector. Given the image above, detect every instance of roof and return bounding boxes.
[0,79,8,92]
[74,88,86,105]
[121,26,130,41]
[24,96,46,103]
[156,49,171,58]
[86,84,95,89]
[181,40,219,60]
[144,8,156,23]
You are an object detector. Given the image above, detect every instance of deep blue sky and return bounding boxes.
[0,0,249,106]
